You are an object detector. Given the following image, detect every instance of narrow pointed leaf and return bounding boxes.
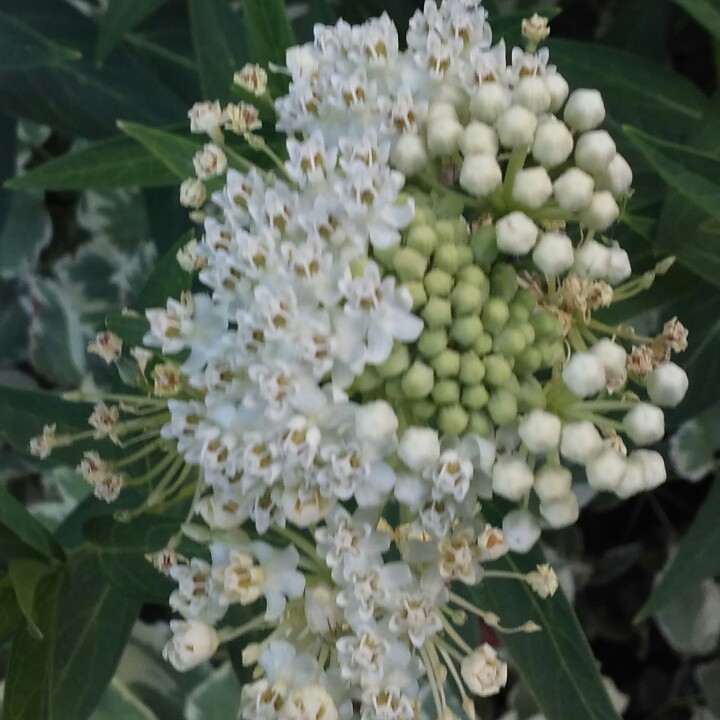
[671,0,720,40]
[97,0,172,62]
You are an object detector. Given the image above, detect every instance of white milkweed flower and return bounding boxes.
[461,644,508,697]
[525,563,559,598]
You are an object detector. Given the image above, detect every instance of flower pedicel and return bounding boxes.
[34,2,689,717]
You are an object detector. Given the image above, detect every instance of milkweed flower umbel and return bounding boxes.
[33,2,688,716]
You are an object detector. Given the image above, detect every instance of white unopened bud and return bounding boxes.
[575,130,617,174]
[561,421,604,464]
[518,409,562,453]
[163,619,219,671]
[305,583,342,634]
[615,455,646,498]
[469,83,510,123]
[461,644,508,697]
[564,89,606,132]
[647,362,688,407]
[427,116,464,156]
[591,339,627,383]
[586,446,626,491]
[534,464,572,502]
[580,191,620,231]
[553,168,594,211]
[188,100,223,136]
[599,154,633,196]
[180,178,207,209]
[512,166,553,209]
[532,117,574,168]
[398,427,440,471]
[355,400,398,448]
[427,101,457,122]
[574,238,611,279]
[513,76,551,114]
[459,154,502,196]
[545,73,569,111]
[540,492,579,528]
[434,82,470,116]
[495,211,538,255]
[390,133,428,177]
[533,231,574,275]
[607,244,632,284]
[460,121,499,156]
[492,456,534,501]
[623,403,664,445]
[562,352,606,397]
[632,449,667,490]
[193,143,227,179]
[496,105,538,148]
[502,508,541,552]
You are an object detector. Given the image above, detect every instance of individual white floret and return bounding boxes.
[633,449,667,490]
[607,244,632,284]
[553,168,595,211]
[495,211,538,255]
[560,421,604,464]
[502,508,540,552]
[427,115,464,156]
[575,131,617,175]
[580,191,620,231]
[574,238,611,279]
[540,492,579,528]
[398,427,440,471]
[513,76,551,115]
[586,446,626,491]
[492,456,534,501]
[599,154,633,196]
[518,409,562,453]
[390,133,428,177]
[532,117,574,168]
[562,352,606,397]
[461,644,508,697]
[564,89,606,132]
[459,155,503,196]
[356,400,398,449]
[495,105,538,148]
[469,83,510,124]
[532,231,575,276]
[647,362,689,407]
[459,121,499,156]
[534,464,572,502]
[623,403,665,446]
[545,73,570,112]
[512,167,553,209]
[591,339,627,383]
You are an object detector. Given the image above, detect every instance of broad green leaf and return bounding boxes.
[0,582,22,644]
[472,504,621,720]
[119,122,200,180]
[189,0,250,103]
[0,190,52,279]
[91,680,158,720]
[97,0,172,63]
[7,136,180,191]
[637,479,720,620]
[185,663,241,720]
[0,10,79,70]
[134,230,195,310]
[671,0,720,40]
[9,557,54,639]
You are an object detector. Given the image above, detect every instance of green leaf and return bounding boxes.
[118,121,200,180]
[189,0,250,103]
[134,230,194,310]
[0,9,80,70]
[0,190,52,279]
[185,663,241,720]
[472,504,621,720]
[7,136,180,191]
[637,479,720,620]
[9,557,55,639]
[671,0,720,40]
[0,582,22,644]
[91,680,158,720]
[97,0,172,63]
[105,311,150,349]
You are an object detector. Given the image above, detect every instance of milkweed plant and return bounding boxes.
[31,2,689,718]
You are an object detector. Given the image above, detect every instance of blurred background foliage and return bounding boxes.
[0,0,720,719]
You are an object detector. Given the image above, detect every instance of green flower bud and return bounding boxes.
[438,404,469,434]
[424,269,454,297]
[407,224,438,256]
[373,246,397,268]
[509,302,531,323]
[514,346,542,376]
[401,361,435,399]
[435,219,456,245]
[451,282,483,315]
[433,379,461,405]
[412,399,436,421]
[537,340,565,367]
[411,207,436,226]
[403,281,428,310]
[493,326,527,357]
[433,244,461,274]
[518,377,547,411]
[457,264,486,287]
[490,264,518,302]
[394,247,428,281]
[473,332,494,356]
[470,224,498,269]
[462,383,489,409]
[377,343,411,378]
[432,349,461,378]
[484,354,513,387]
[456,245,474,268]
[350,257,369,278]
[468,411,493,437]
[531,312,563,339]
[459,352,486,385]
[450,316,484,348]
[504,374,521,396]
[384,378,404,402]
[417,328,448,358]
[519,322,536,345]
[422,297,453,328]
[454,217,470,244]
[514,288,537,311]
[352,367,382,393]
[481,297,510,334]
[488,389,518,425]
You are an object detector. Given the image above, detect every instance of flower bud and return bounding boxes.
[468,411,493,437]
[607,244,632,284]
[532,117,574,168]
[377,343,411,378]
[490,263,519,302]
[632,449,667,490]
[422,296,452,327]
[647,362,688,407]
[163,619,220,671]
[434,244,461,273]
[534,464,572,502]
[180,178,207,208]
[398,427,441,470]
[563,89,606,132]
[460,121,499,157]
[493,326,526,357]
[586,446,626,491]
[501,507,540,550]
[484,354,513,387]
[540,492,579,528]
[562,352,607,397]
[553,167,595,211]
[459,352,486,384]
[427,116,464,156]
[418,328,448,357]
[532,231,575,276]
[424,269,453,297]
[451,282,483,315]
[512,167,553,209]
[390,132,428,176]
[356,400,398,447]
[407,224,438,256]
[433,379,460,404]
[599,153,633,196]
[519,409,562,453]
[623,402,664,446]
[462,383,489,409]
[427,100,458,122]
[515,347,543,377]
[513,76,551,114]
[575,130,617,174]
[591,338,627,383]
[461,644,508,697]
[193,143,227,179]
[560,421,604,464]
[401,361,434,399]
[469,83,510,123]
[615,455,646,498]
[495,212,538,255]
[496,105,538,148]
[488,389,518,425]
[470,225,499,268]
[545,73,570,111]
[473,333,494,356]
[432,349,461,377]
[413,399,436,421]
[574,238,611,279]
[403,281,427,310]
[580,191,620,231]
[438,404,469,434]
[393,247,428,281]
[450,316,484,348]
[459,155,503,196]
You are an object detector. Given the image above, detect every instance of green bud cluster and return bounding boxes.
[354,198,567,435]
